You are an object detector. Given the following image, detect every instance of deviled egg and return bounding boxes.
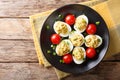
[56,39,73,56]
[85,35,102,48]
[72,47,86,64]
[53,21,71,37]
[74,14,88,33]
[69,31,84,46]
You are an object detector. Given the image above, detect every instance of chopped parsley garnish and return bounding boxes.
[46,25,50,30]
[53,52,56,55]
[51,44,56,50]
[84,39,86,42]
[59,59,64,63]
[58,14,62,18]
[70,30,75,34]
[97,39,101,42]
[56,14,63,21]
[71,30,75,33]
[95,21,100,25]
[58,14,63,19]
[51,45,54,48]
[47,50,51,54]
[52,47,56,50]
[66,41,69,45]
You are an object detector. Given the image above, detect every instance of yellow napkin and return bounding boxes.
[30,0,120,79]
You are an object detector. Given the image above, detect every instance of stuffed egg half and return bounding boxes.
[74,15,88,33]
[53,21,71,37]
[72,47,86,64]
[56,39,73,56]
[85,35,102,48]
[69,31,84,46]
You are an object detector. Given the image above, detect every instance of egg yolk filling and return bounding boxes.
[56,41,70,56]
[85,35,100,48]
[70,34,84,46]
[55,22,68,34]
[73,47,84,60]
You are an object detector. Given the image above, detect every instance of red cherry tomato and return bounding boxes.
[65,14,75,25]
[86,24,97,34]
[63,54,73,64]
[86,47,96,59]
[51,34,61,44]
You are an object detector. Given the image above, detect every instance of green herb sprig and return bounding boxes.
[46,25,50,30]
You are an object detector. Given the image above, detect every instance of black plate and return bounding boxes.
[40,4,109,74]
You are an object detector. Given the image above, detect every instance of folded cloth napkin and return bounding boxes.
[30,0,120,79]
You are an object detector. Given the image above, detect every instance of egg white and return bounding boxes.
[69,31,84,46]
[85,35,102,48]
[74,14,88,33]
[72,47,86,64]
[53,21,71,37]
[55,39,73,56]
[96,35,102,47]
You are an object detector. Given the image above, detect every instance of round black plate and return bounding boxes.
[40,4,109,74]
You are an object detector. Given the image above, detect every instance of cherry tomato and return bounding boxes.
[63,54,73,64]
[86,24,97,34]
[86,47,96,59]
[51,34,61,44]
[65,14,75,25]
